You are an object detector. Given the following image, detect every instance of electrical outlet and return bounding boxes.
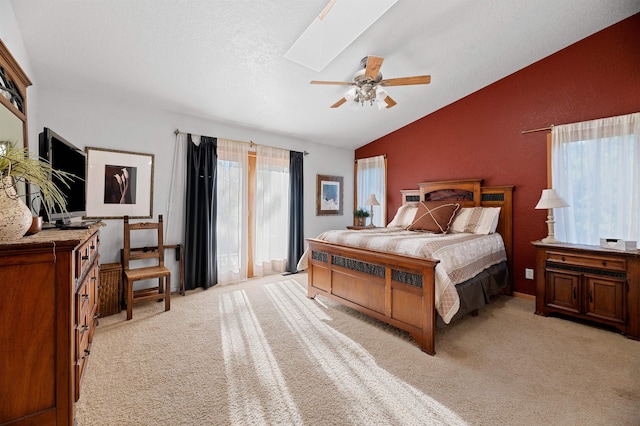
[525,268,534,280]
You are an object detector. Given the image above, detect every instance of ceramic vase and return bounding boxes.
[0,176,32,241]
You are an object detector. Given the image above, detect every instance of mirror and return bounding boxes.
[0,38,32,205]
[0,99,24,146]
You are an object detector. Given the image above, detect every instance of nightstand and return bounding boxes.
[532,240,640,339]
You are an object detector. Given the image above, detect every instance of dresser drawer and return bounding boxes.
[76,275,93,323]
[76,231,100,281]
[545,250,627,272]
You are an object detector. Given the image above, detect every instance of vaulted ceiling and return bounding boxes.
[10,0,640,149]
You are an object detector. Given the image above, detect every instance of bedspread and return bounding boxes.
[298,227,507,323]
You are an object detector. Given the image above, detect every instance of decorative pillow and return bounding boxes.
[450,207,501,235]
[406,201,460,233]
[387,205,419,228]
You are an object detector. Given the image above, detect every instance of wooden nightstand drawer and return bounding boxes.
[545,250,627,272]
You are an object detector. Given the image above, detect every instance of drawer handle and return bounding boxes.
[82,255,89,260]
[573,287,577,300]
[94,313,100,319]
[79,324,89,334]
[82,349,91,360]
[589,290,593,303]
[91,276,97,281]
[602,261,607,266]
[90,245,95,250]
[82,294,90,301]
[561,256,565,261]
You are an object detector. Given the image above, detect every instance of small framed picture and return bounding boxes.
[316,174,343,216]
[85,147,154,219]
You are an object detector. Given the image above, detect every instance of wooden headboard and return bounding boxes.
[402,179,514,292]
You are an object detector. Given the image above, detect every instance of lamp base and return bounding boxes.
[540,235,562,244]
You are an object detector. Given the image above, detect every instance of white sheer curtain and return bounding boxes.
[253,146,289,277]
[356,155,386,226]
[552,112,640,244]
[217,139,249,283]
[165,132,188,292]
[166,132,187,245]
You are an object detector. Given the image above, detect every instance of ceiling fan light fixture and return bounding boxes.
[375,86,387,100]
[344,87,357,101]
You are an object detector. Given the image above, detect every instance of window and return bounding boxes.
[552,112,640,245]
[217,141,290,283]
[355,155,386,227]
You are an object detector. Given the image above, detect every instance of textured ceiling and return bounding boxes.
[10,0,640,149]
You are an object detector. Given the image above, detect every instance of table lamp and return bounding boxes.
[535,189,569,243]
[365,194,380,227]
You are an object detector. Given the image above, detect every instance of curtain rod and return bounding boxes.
[354,154,387,163]
[521,125,554,134]
[174,128,309,155]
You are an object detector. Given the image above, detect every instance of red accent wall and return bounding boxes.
[355,13,640,295]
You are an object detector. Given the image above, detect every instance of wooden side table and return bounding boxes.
[532,240,640,339]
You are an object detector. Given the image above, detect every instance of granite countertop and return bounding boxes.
[0,222,104,248]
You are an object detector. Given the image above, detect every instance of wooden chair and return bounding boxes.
[123,215,171,320]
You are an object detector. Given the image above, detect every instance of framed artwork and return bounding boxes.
[316,174,343,216]
[85,147,154,219]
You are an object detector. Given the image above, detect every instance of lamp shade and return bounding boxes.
[535,189,569,209]
[365,194,380,206]
[344,87,357,101]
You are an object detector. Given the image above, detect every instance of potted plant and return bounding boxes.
[0,143,72,240]
[353,207,370,227]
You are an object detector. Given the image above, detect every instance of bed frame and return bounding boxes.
[306,179,514,355]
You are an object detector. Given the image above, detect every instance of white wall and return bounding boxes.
[2,1,355,289]
[36,87,354,286]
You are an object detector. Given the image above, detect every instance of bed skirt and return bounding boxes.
[438,261,509,328]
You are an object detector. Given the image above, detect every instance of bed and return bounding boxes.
[302,179,514,355]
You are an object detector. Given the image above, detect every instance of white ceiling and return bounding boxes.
[10,0,640,150]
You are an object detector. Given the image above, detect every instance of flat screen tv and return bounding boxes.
[38,127,88,226]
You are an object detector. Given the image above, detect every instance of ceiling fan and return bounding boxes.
[310,55,431,109]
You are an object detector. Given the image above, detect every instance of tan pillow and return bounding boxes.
[406,201,461,233]
[387,205,419,228]
[450,207,501,234]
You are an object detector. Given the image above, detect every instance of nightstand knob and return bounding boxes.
[561,256,566,261]
[602,261,607,266]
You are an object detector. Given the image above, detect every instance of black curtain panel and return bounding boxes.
[184,135,218,290]
[286,150,304,272]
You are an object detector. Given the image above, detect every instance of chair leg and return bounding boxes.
[126,279,133,320]
[165,276,171,312]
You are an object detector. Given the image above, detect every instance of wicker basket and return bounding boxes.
[99,263,123,317]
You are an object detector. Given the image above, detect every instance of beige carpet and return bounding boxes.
[76,273,640,425]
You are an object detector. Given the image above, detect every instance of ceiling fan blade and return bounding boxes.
[318,0,337,20]
[330,98,347,108]
[379,75,431,86]
[384,96,397,108]
[310,80,354,86]
[365,55,384,80]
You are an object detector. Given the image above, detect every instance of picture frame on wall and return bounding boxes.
[85,147,154,219]
[316,174,343,216]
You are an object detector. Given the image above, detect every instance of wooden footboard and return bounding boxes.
[306,239,440,355]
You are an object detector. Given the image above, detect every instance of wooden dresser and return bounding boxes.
[0,224,102,425]
[532,241,640,340]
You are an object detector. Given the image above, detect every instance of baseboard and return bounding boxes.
[513,291,535,301]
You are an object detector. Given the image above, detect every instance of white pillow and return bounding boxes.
[450,207,501,235]
[387,205,419,228]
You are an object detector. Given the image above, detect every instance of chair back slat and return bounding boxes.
[123,215,166,271]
